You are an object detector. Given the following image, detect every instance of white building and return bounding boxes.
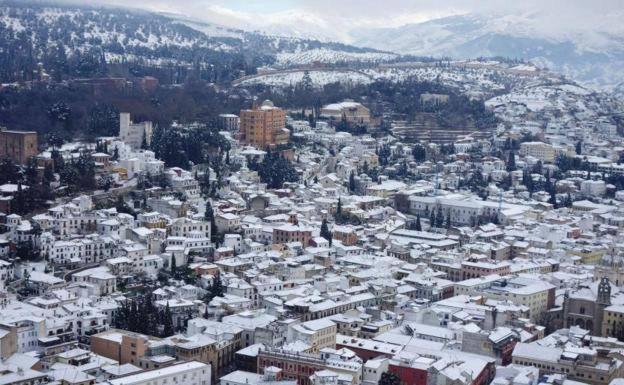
[119,112,153,150]
[108,361,210,385]
[580,180,606,197]
[519,142,556,163]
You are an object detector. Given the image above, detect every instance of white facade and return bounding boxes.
[109,361,210,385]
[119,112,153,150]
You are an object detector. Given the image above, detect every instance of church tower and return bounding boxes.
[597,277,612,305]
[595,277,611,336]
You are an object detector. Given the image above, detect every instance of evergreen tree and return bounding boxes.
[141,130,148,150]
[379,372,401,385]
[336,198,342,216]
[415,214,422,231]
[301,70,313,93]
[44,164,55,183]
[436,206,445,228]
[429,210,436,228]
[576,141,582,155]
[170,256,177,277]
[349,171,356,192]
[412,144,426,162]
[205,275,224,303]
[445,212,452,229]
[506,151,516,172]
[161,303,174,337]
[257,152,299,189]
[549,189,557,207]
[320,219,330,240]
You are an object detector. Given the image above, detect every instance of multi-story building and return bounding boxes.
[461,260,511,280]
[519,141,556,163]
[455,275,556,321]
[219,114,240,131]
[119,112,153,150]
[512,342,622,385]
[108,361,211,385]
[289,319,337,353]
[273,224,313,246]
[240,100,289,149]
[0,128,38,164]
[602,304,624,338]
[257,347,362,385]
[563,277,613,336]
[320,101,371,127]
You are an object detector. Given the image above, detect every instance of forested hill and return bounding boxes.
[0,1,395,84]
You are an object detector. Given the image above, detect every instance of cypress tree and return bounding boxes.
[170,256,177,277]
[320,219,330,240]
[349,171,356,192]
[415,214,422,231]
[436,206,444,228]
[506,151,516,172]
[162,303,174,337]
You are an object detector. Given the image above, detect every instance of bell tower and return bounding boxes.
[595,277,611,336]
[597,277,612,305]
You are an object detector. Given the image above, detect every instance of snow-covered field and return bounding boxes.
[485,83,594,112]
[238,70,373,88]
[275,48,398,66]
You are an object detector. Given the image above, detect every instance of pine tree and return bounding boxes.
[445,212,452,229]
[576,141,582,155]
[336,198,342,216]
[429,210,436,228]
[415,214,422,231]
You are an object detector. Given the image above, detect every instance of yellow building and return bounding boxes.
[291,318,337,353]
[602,305,624,338]
[240,100,289,149]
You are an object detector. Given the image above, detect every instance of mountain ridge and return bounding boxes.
[351,13,624,90]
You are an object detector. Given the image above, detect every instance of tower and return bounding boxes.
[597,277,611,306]
[595,277,611,336]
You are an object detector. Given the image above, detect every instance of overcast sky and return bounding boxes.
[83,0,623,42]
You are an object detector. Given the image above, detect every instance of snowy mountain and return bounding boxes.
[351,13,624,90]
[0,2,393,83]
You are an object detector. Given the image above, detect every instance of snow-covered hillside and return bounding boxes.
[275,48,398,66]
[351,13,624,90]
[0,3,394,83]
[238,70,373,88]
